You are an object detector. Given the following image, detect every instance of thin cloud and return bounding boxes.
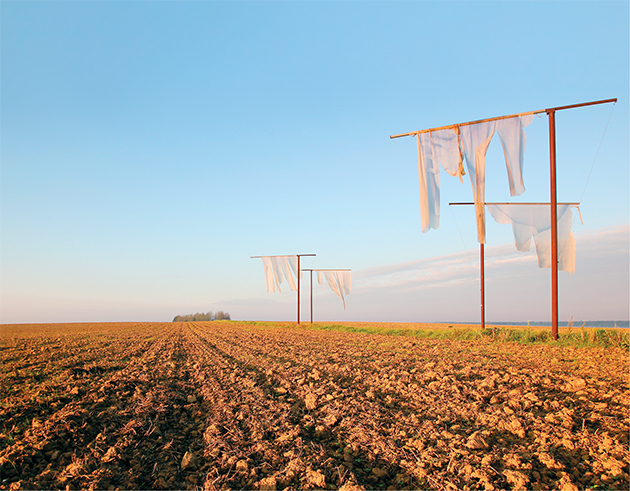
[341,225,629,322]
[354,224,628,289]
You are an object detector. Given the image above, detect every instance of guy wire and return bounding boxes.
[567,101,616,239]
[561,103,615,261]
[579,101,616,205]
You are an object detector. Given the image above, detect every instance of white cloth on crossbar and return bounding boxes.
[260,256,302,292]
[460,115,534,244]
[317,270,352,309]
[416,115,533,242]
[486,204,577,273]
[416,128,465,232]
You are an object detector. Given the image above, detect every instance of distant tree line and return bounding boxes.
[172,311,231,322]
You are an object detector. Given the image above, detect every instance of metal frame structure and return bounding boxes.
[302,269,352,324]
[392,98,616,339]
[450,202,580,330]
[251,254,316,324]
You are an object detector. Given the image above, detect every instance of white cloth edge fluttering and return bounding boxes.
[259,256,302,293]
[416,115,534,243]
[486,204,577,273]
[317,270,352,309]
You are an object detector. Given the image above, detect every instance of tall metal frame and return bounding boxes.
[392,98,616,339]
[450,202,580,331]
[251,254,316,324]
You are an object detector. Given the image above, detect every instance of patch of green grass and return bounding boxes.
[476,325,628,349]
[239,321,628,349]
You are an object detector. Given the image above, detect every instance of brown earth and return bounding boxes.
[1,321,628,490]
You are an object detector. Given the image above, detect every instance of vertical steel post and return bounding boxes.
[480,243,485,330]
[548,109,559,340]
[310,270,313,324]
[297,255,301,324]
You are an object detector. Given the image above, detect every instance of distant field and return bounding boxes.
[1,321,628,490]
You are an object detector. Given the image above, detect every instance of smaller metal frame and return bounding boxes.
[302,269,352,324]
[449,202,579,330]
[251,254,316,324]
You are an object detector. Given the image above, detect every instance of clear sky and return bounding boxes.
[1,1,628,324]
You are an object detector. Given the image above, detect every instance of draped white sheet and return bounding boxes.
[416,128,465,232]
[486,204,577,273]
[460,115,534,243]
[260,256,302,293]
[317,270,352,309]
[416,115,533,242]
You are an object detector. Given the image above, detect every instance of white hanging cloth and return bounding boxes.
[486,204,577,273]
[316,270,352,309]
[260,256,302,293]
[495,116,531,197]
[416,128,465,232]
[459,115,534,244]
[416,115,533,242]
[261,256,277,292]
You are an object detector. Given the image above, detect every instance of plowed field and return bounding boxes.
[1,321,628,490]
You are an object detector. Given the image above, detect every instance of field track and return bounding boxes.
[1,321,628,490]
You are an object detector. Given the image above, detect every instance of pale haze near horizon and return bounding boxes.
[1,1,628,325]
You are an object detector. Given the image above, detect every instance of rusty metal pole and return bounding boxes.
[548,109,559,340]
[310,270,313,324]
[297,255,301,325]
[480,243,485,330]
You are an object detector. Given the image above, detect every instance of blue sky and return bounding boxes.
[1,1,628,324]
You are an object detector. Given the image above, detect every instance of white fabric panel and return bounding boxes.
[323,272,340,297]
[260,256,299,293]
[533,206,576,273]
[416,129,465,234]
[460,121,496,244]
[415,115,533,243]
[322,271,352,309]
[270,257,285,291]
[486,204,576,273]
[416,133,440,232]
[459,116,533,244]
[432,128,465,179]
[339,271,352,296]
[486,204,540,251]
[316,271,323,285]
[279,256,297,291]
[261,256,278,293]
[495,115,534,197]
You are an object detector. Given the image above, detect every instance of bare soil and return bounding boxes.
[1,321,628,490]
